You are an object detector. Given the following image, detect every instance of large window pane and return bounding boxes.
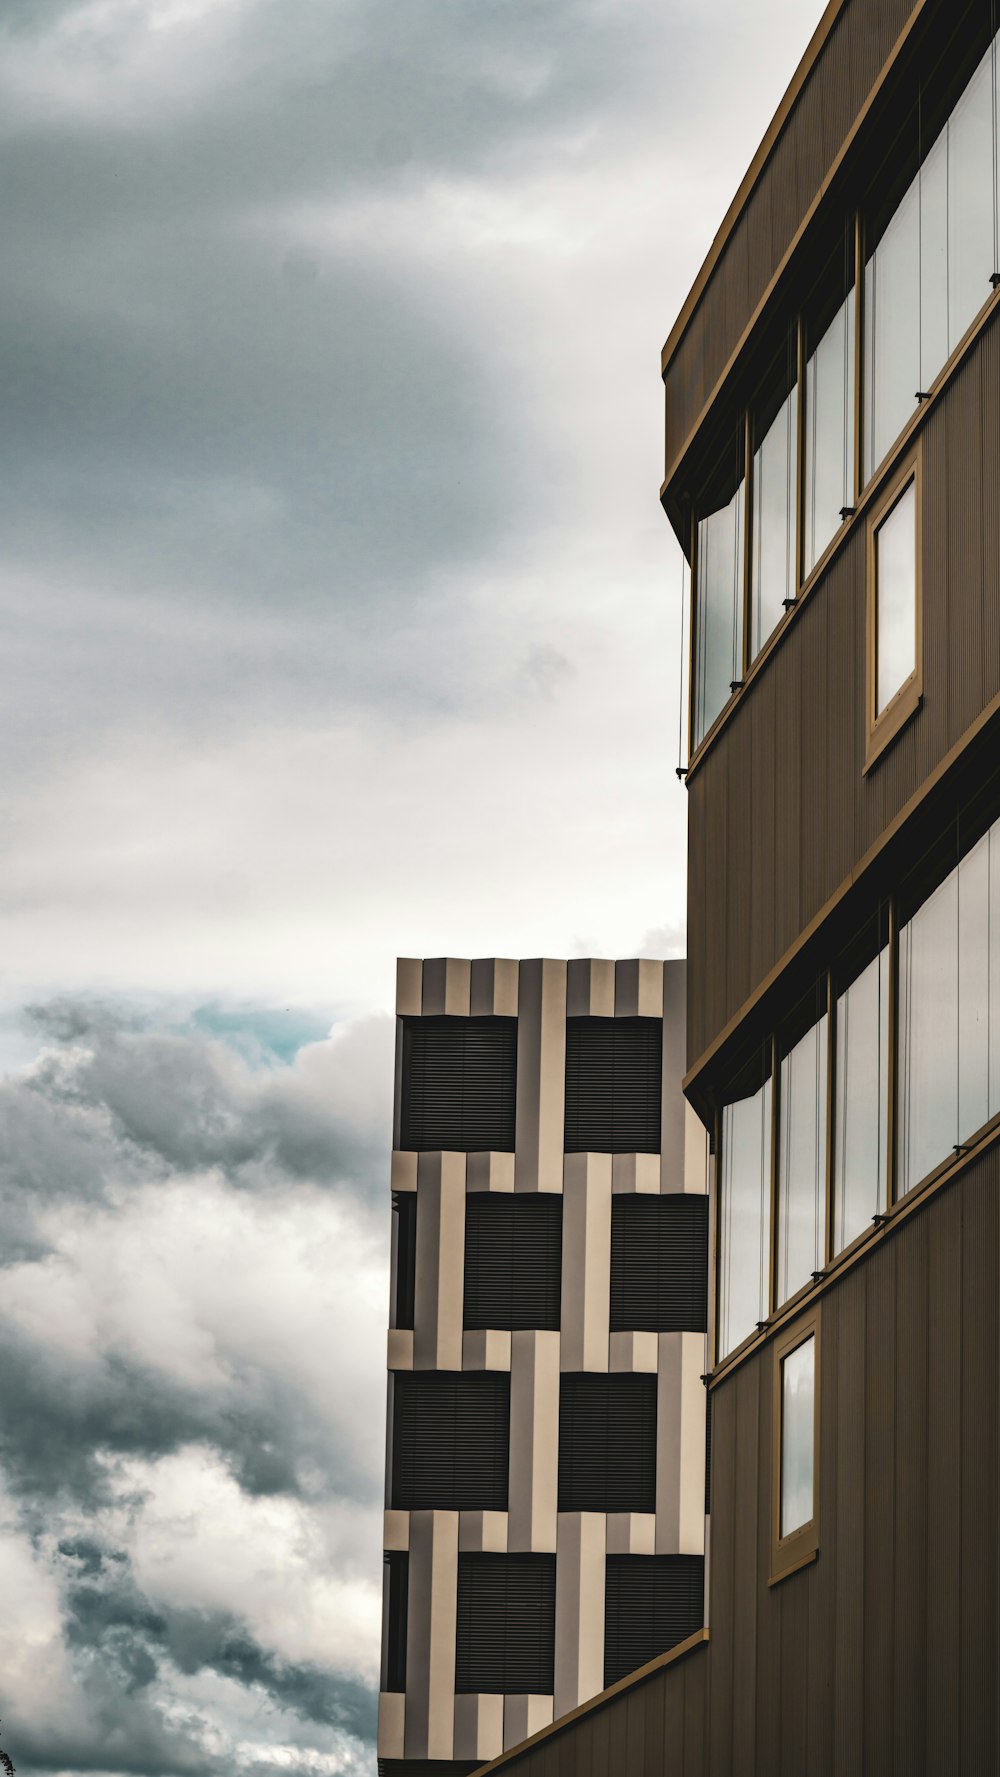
[776,1015,828,1307]
[718,1073,771,1360]
[750,341,797,659]
[780,1335,815,1537]
[833,946,888,1254]
[864,176,919,481]
[898,869,959,1195]
[695,471,745,748]
[805,286,855,575]
[875,478,916,715]
[958,829,991,1141]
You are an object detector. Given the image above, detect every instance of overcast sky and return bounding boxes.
[0,3,815,1773]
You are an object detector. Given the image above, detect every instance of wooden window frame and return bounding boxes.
[769,1305,821,1584]
[865,444,922,770]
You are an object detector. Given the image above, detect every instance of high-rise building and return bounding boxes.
[377,957,709,1776]
[463,0,1000,1771]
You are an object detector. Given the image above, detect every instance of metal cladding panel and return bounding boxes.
[729,1360,760,1777]
[564,1018,663,1155]
[557,1375,658,1513]
[463,1193,563,1332]
[603,1557,704,1689]
[609,1195,708,1334]
[925,1187,962,1772]
[959,1162,999,1768]
[391,1373,510,1510]
[686,322,1000,1071]
[454,1553,556,1694]
[399,1016,517,1152]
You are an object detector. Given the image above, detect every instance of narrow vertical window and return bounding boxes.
[750,331,797,659]
[693,426,746,749]
[391,1192,416,1330]
[803,236,855,575]
[771,1312,820,1582]
[866,451,921,765]
[833,924,889,1256]
[382,1552,409,1691]
[776,999,828,1308]
[717,1059,771,1361]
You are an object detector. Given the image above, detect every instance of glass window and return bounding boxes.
[874,477,916,716]
[833,944,889,1254]
[780,1334,815,1537]
[898,865,958,1195]
[718,1068,771,1360]
[750,337,797,659]
[694,436,745,749]
[864,173,920,482]
[804,260,855,576]
[776,1012,828,1308]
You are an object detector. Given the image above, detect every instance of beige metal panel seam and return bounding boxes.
[466,1151,515,1193]
[422,956,472,1016]
[454,1694,504,1765]
[508,1329,560,1551]
[390,1150,418,1193]
[611,1153,660,1194]
[566,958,615,1017]
[404,1509,459,1760]
[459,1510,508,1553]
[387,1328,414,1370]
[413,1152,465,1371]
[515,959,567,1192]
[471,956,519,1016]
[609,1330,658,1372]
[396,957,423,1016]
[606,1511,656,1555]
[503,1694,554,1752]
[661,959,688,1191]
[554,1510,606,1717]
[377,1692,405,1761]
[383,1508,409,1551]
[560,1153,612,1372]
[655,1330,707,1556]
[462,1329,512,1370]
[614,957,664,1017]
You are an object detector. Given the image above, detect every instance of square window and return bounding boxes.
[558,1374,657,1512]
[610,1194,708,1332]
[399,1016,517,1152]
[464,1193,562,1331]
[564,1017,663,1154]
[455,1554,555,1694]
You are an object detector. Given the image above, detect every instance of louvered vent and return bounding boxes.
[558,1374,657,1512]
[603,1555,705,1687]
[399,1016,517,1152]
[564,1017,663,1153]
[610,1194,708,1332]
[455,1554,556,1694]
[383,1552,408,1692]
[464,1193,562,1331]
[391,1373,509,1510]
[391,1193,416,1331]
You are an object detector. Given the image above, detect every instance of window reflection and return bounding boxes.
[750,339,797,660]
[875,478,916,715]
[804,282,855,575]
[718,1072,771,1360]
[694,445,745,749]
[776,1014,828,1307]
[833,945,888,1253]
[780,1336,815,1537]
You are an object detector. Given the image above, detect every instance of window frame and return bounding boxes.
[865,443,923,771]
[770,1304,821,1585]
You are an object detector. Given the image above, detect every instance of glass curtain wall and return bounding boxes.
[804,236,855,575]
[864,26,1000,481]
[750,330,798,662]
[776,1011,828,1307]
[694,431,745,749]
[718,1067,771,1360]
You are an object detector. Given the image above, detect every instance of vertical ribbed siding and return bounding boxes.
[603,1555,705,1687]
[564,1018,663,1154]
[609,1195,708,1333]
[557,1375,657,1512]
[463,1194,562,1331]
[391,1373,510,1510]
[455,1555,556,1695]
[399,1016,517,1151]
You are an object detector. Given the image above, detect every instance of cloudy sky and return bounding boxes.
[0,2,813,1772]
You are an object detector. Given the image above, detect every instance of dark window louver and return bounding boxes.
[455,1554,556,1694]
[558,1374,657,1512]
[603,1555,705,1687]
[383,1552,408,1691]
[399,1016,517,1152]
[564,1017,663,1153]
[391,1373,509,1510]
[392,1193,416,1330]
[464,1194,562,1330]
[610,1194,708,1332]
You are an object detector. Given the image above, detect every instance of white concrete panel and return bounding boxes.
[413,1152,466,1371]
[422,956,472,1016]
[466,1151,516,1193]
[554,1511,606,1717]
[404,1511,459,1760]
[565,958,615,1017]
[395,958,423,1017]
[609,1330,658,1373]
[383,1509,409,1552]
[515,959,567,1192]
[459,1510,509,1553]
[503,1694,554,1750]
[615,958,664,1018]
[560,1153,611,1372]
[454,1693,505,1763]
[391,1149,418,1192]
[387,1328,414,1371]
[462,1329,512,1371]
[606,1512,656,1555]
[508,1330,560,1551]
[470,957,519,1016]
[611,1153,661,1194]
[655,1331,707,1556]
[377,1691,405,1759]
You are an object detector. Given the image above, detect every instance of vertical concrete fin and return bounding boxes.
[515,959,567,1192]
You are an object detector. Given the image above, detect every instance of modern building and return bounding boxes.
[463,0,1000,1772]
[377,956,709,1776]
